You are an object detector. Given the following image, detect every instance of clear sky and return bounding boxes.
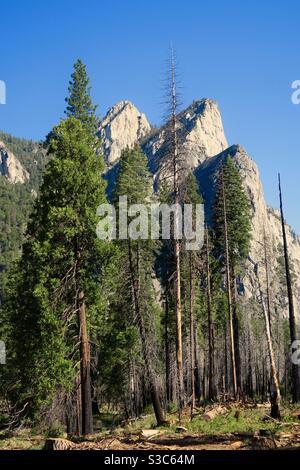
[0,0,299,233]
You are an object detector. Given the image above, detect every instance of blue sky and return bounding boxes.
[0,0,300,232]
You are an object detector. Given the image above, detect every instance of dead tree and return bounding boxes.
[159,46,185,417]
[278,174,300,403]
[77,290,93,435]
[254,262,281,419]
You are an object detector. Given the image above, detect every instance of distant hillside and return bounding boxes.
[0,132,49,301]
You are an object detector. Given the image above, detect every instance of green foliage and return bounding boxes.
[213,156,252,272]
[1,60,108,421]
[0,133,49,299]
[4,117,107,417]
[65,59,99,133]
[98,146,163,405]
[187,408,282,435]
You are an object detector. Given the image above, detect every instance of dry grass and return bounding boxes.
[1,403,300,450]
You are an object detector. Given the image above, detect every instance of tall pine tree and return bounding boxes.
[65,59,99,133]
[112,145,165,425]
[5,61,106,435]
[213,156,251,396]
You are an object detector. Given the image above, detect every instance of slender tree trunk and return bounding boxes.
[170,49,184,416]
[194,323,201,399]
[206,226,215,400]
[189,252,195,415]
[221,170,237,398]
[224,323,228,393]
[128,240,165,425]
[247,326,254,399]
[164,297,171,404]
[255,263,281,418]
[76,375,81,435]
[78,290,93,435]
[231,275,242,394]
[278,174,300,402]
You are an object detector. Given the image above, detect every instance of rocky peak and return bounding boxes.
[98,100,151,165]
[100,98,228,171]
[178,98,228,155]
[142,98,228,171]
[0,141,29,184]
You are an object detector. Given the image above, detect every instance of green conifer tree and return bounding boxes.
[111,145,165,425]
[5,61,106,435]
[65,59,98,133]
[213,156,251,395]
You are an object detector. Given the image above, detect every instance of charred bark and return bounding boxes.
[278,174,300,403]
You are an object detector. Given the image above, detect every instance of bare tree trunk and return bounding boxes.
[164,297,171,404]
[263,230,272,332]
[77,290,93,435]
[231,276,242,395]
[255,263,281,419]
[221,170,237,398]
[247,325,254,399]
[224,323,228,393]
[170,48,184,416]
[189,252,195,415]
[278,174,300,403]
[76,375,81,435]
[194,323,201,399]
[206,226,215,401]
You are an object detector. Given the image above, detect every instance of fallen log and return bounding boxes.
[44,438,76,450]
[201,406,228,422]
[140,429,161,439]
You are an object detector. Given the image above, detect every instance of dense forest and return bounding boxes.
[0,60,299,450]
[0,133,48,302]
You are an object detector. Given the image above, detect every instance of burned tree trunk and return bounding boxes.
[77,290,93,435]
[278,174,300,403]
[205,226,216,401]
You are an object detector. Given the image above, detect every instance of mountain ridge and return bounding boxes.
[1,99,299,321]
[98,98,300,321]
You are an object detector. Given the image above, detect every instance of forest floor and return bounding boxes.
[1,403,300,450]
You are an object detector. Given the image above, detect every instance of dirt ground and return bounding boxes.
[43,430,300,451]
[2,403,300,451]
[1,430,300,451]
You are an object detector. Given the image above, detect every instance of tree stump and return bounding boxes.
[44,438,75,450]
[201,406,228,422]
